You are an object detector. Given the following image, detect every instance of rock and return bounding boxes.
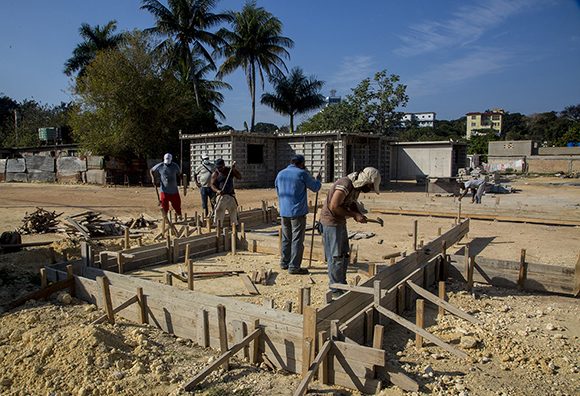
[553,334,564,339]
[455,383,466,391]
[424,365,434,375]
[130,362,146,375]
[57,292,72,305]
[482,357,491,363]
[460,336,478,349]
[112,371,124,380]
[1,377,13,387]
[546,323,555,331]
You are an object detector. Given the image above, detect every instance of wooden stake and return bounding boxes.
[397,284,406,313]
[438,281,446,318]
[137,287,147,324]
[162,215,166,237]
[251,319,260,364]
[437,227,442,236]
[40,268,47,288]
[48,247,56,264]
[464,244,470,283]
[372,324,384,349]
[124,227,130,250]
[284,301,293,312]
[165,272,173,286]
[415,299,425,348]
[240,223,246,240]
[97,276,114,324]
[441,241,448,280]
[197,309,209,347]
[117,252,124,274]
[206,217,211,233]
[468,255,475,292]
[317,331,328,384]
[518,248,527,290]
[217,304,229,370]
[231,223,237,255]
[188,258,194,290]
[412,220,418,251]
[166,234,172,264]
[184,243,190,264]
[457,201,462,223]
[66,264,73,279]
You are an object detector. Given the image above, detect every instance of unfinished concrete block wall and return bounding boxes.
[451,144,468,176]
[488,140,535,157]
[276,135,334,181]
[232,134,277,188]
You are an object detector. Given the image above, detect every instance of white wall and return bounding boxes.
[390,146,453,180]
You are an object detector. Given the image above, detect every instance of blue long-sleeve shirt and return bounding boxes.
[275,164,321,217]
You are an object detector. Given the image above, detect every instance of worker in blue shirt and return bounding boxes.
[275,154,322,275]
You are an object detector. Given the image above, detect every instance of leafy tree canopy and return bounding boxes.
[299,69,408,134]
[253,122,278,133]
[70,32,216,158]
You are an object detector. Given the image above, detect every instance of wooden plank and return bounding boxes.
[197,309,210,347]
[415,299,424,348]
[372,208,580,227]
[372,325,384,349]
[302,306,317,376]
[97,276,115,324]
[317,331,328,384]
[92,295,138,324]
[239,274,260,295]
[375,305,468,359]
[6,277,74,310]
[575,252,580,297]
[294,340,332,396]
[137,287,147,324]
[518,249,527,290]
[438,281,445,318]
[217,304,229,369]
[182,328,262,391]
[332,341,385,366]
[329,371,381,395]
[406,281,482,325]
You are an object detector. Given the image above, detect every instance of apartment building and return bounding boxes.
[466,108,504,139]
[401,112,436,127]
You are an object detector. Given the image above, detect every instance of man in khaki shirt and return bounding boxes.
[320,167,381,298]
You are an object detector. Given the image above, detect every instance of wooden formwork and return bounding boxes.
[43,218,468,394]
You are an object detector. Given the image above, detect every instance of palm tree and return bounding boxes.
[172,54,232,119]
[141,0,232,106]
[64,21,125,77]
[216,1,293,131]
[261,67,325,133]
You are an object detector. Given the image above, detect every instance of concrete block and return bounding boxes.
[0,159,6,173]
[57,156,87,173]
[25,156,55,172]
[6,172,28,182]
[28,170,56,183]
[87,156,105,170]
[57,172,82,183]
[85,169,107,184]
[6,158,26,173]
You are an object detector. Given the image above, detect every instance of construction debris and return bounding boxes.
[19,207,63,234]
[348,231,376,240]
[65,211,125,239]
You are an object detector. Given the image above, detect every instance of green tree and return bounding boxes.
[557,123,580,146]
[299,101,363,132]
[64,21,125,77]
[560,104,580,122]
[70,32,216,157]
[253,122,278,133]
[216,1,294,131]
[141,0,231,107]
[299,69,408,134]
[261,67,325,133]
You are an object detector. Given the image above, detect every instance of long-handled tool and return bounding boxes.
[215,161,236,208]
[307,168,323,268]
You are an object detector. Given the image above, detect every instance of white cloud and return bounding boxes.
[406,48,514,97]
[328,55,375,93]
[394,0,543,57]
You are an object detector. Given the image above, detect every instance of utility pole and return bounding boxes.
[13,109,18,145]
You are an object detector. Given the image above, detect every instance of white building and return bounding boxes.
[401,112,436,128]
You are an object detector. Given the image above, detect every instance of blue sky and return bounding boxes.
[1,0,579,130]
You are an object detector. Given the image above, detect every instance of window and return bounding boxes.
[471,115,476,119]
[247,144,264,164]
[471,122,476,127]
[492,115,500,120]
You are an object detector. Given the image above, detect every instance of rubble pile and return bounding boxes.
[19,208,63,234]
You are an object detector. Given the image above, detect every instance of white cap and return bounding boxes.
[202,152,209,160]
[353,167,381,194]
[163,153,172,164]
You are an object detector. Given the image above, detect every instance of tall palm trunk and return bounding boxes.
[289,113,294,133]
[250,62,256,132]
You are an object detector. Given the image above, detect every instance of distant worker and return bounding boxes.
[459,177,486,204]
[194,153,216,218]
[320,167,381,298]
[210,159,242,226]
[275,154,322,275]
[150,153,182,220]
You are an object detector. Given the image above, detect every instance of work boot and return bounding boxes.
[331,290,345,299]
[280,263,289,270]
[288,267,309,275]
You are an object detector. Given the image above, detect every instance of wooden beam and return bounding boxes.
[6,277,74,310]
[92,295,138,324]
[293,340,332,396]
[518,249,527,290]
[415,299,424,348]
[302,306,317,376]
[317,331,328,384]
[250,320,260,364]
[372,325,384,349]
[575,251,580,297]
[406,280,482,325]
[372,208,580,227]
[40,268,47,289]
[182,328,262,391]
[97,276,115,324]
[438,281,446,318]
[197,309,209,347]
[375,305,468,359]
[217,304,228,370]
[239,274,260,295]
[136,287,147,324]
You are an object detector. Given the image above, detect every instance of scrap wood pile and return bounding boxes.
[19,207,63,234]
[123,213,158,230]
[64,211,125,239]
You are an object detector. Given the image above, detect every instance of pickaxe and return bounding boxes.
[366,217,384,227]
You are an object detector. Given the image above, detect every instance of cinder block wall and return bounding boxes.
[527,156,579,174]
[232,135,277,188]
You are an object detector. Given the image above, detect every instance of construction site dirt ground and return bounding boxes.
[0,176,578,396]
